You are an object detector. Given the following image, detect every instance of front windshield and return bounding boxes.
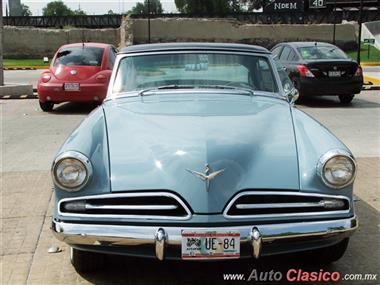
[297,46,348,60]
[112,53,279,95]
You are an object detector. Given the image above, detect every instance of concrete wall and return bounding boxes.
[4,26,120,59]
[130,18,357,50]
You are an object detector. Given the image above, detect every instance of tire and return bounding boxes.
[39,101,54,112]
[70,247,106,273]
[339,95,355,104]
[303,238,349,264]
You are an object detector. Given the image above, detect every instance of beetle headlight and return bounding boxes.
[52,151,92,191]
[317,150,356,189]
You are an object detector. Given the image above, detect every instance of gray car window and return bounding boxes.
[280,46,291,61]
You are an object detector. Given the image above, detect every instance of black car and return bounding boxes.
[271,42,363,103]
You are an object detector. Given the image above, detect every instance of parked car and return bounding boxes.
[37,42,117,111]
[51,43,358,273]
[271,42,363,103]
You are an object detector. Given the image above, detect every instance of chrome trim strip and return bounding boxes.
[236,202,326,209]
[52,216,358,259]
[316,149,357,189]
[58,192,192,221]
[84,204,178,211]
[223,191,351,219]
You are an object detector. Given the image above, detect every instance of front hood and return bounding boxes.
[103,93,299,213]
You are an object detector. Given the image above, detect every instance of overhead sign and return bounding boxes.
[309,0,327,8]
[363,38,375,44]
[264,0,304,13]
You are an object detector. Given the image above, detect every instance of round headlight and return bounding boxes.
[52,151,92,191]
[317,150,356,189]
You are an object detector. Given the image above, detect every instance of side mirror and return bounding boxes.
[286,88,299,105]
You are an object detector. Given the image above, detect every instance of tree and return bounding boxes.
[107,9,115,15]
[42,1,74,16]
[130,0,163,15]
[21,4,32,16]
[73,8,86,16]
[174,0,241,15]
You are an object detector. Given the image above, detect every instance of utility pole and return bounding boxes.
[148,0,151,43]
[0,0,4,86]
[332,0,337,44]
[357,0,363,64]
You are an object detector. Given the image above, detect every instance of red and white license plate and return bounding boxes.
[64,83,80,91]
[181,231,240,260]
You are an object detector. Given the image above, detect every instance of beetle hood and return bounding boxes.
[103,92,299,213]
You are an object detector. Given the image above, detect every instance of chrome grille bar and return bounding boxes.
[236,202,325,209]
[85,204,178,210]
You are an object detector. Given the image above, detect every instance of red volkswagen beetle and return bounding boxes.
[37,43,117,111]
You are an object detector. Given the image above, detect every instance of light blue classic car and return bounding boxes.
[51,43,358,272]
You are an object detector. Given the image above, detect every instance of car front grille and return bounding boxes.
[59,192,192,220]
[224,191,350,219]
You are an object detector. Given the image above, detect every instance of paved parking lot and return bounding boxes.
[1,91,379,285]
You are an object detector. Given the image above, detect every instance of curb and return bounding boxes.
[364,75,380,86]
[361,62,380,67]
[4,66,48,70]
[0,94,38,99]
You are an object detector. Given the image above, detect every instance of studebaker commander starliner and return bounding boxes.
[51,43,358,272]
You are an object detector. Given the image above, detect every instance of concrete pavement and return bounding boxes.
[1,92,379,285]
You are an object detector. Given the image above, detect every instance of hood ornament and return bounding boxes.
[186,164,225,191]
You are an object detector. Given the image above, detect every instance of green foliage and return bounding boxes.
[42,1,74,16]
[4,59,50,67]
[107,9,115,15]
[21,4,32,16]
[174,0,244,15]
[73,8,87,16]
[130,0,163,14]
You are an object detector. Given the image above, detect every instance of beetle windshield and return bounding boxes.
[54,47,104,67]
[112,53,279,95]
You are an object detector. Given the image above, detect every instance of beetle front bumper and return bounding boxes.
[52,216,358,260]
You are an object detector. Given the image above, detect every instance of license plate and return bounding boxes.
[328,71,341,77]
[64,83,80,91]
[181,231,240,260]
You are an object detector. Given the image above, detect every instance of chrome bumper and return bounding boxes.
[52,216,358,260]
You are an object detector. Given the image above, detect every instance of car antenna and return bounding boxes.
[315,42,318,46]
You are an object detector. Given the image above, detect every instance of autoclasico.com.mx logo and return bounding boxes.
[223,269,378,282]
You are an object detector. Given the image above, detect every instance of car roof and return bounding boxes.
[59,42,111,49]
[120,42,270,54]
[280,42,336,48]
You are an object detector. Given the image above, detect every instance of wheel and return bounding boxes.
[39,101,54,112]
[70,247,106,273]
[339,95,355,104]
[303,238,349,264]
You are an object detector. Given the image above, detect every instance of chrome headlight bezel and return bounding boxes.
[52,151,93,192]
[317,149,357,189]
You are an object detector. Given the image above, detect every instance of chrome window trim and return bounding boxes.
[105,50,285,101]
[223,191,351,219]
[58,192,192,221]
[316,149,357,189]
[51,151,93,192]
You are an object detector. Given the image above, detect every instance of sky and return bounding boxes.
[4,0,178,16]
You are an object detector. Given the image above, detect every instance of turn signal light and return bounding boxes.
[297,65,315,78]
[354,65,362,77]
[41,73,51,83]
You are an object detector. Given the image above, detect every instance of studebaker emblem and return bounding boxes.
[186,164,225,191]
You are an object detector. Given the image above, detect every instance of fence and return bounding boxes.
[3,9,380,28]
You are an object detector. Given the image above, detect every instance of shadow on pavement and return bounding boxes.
[297,94,380,109]
[76,200,379,285]
[50,102,98,115]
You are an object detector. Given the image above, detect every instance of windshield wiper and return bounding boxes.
[196,84,255,96]
[138,85,195,96]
